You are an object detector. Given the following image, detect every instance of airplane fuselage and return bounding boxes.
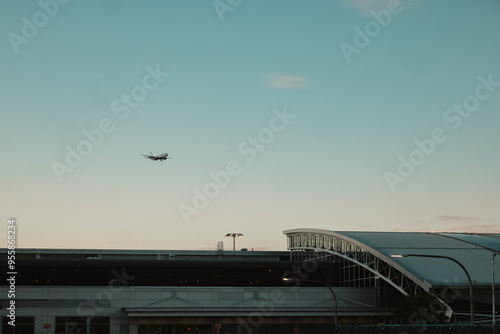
[141,152,170,161]
[152,154,168,161]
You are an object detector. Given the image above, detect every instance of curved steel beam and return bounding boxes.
[289,246,410,296]
[284,230,431,295]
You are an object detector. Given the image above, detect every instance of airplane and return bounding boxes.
[141,152,171,161]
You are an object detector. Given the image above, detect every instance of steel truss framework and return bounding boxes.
[286,232,427,297]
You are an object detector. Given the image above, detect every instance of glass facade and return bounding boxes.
[2,317,34,334]
[55,317,109,334]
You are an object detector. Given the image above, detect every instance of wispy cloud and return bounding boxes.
[443,224,500,233]
[265,74,309,89]
[338,0,417,16]
[393,215,498,233]
[435,215,488,223]
[339,0,391,14]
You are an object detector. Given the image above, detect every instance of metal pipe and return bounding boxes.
[493,253,496,326]
[406,254,474,326]
[283,278,337,332]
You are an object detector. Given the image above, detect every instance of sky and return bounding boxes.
[1,0,499,251]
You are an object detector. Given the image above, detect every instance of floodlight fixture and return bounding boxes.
[225,233,243,251]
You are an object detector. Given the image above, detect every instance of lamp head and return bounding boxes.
[225,233,243,237]
[282,277,298,282]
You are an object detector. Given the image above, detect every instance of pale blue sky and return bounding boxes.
[1,0,499,250]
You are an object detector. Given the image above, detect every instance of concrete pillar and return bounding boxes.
[35,315,56,334]
[129,320,138,334]
[110,317,131,334]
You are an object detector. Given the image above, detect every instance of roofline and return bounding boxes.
[283,228,431,291]
[0,248,290,255]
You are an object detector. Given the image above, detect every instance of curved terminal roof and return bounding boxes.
[283,229,500,291]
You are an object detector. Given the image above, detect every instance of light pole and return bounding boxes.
[283,277,337,332]
[428,232,500,326]
[391,253,474,325]
[225,233,243,251]
[493,253,497,326]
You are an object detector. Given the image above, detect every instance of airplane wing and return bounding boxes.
[141,152,170,161]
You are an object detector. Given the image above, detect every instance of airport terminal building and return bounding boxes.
[2,229,500,334]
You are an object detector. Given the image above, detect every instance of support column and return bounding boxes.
[109,318,123,334]
[129,320,138,334]
[35,315,56,334]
